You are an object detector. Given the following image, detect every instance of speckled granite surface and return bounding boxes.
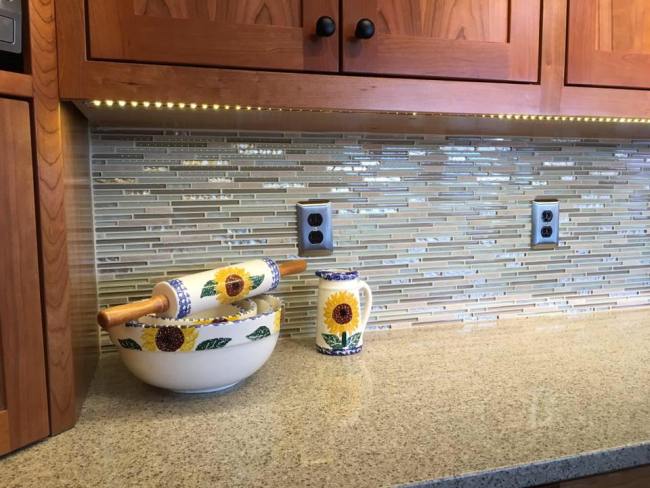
[2,310,650,487]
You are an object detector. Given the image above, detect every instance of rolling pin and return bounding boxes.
[97,258,306,328]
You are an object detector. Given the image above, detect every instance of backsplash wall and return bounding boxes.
[92,128,650,341]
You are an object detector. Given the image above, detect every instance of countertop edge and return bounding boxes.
[401,442,650,488]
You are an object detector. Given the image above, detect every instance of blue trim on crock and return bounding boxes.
[264,258,281,289]
[316,344,363,356]
[315,269,359,281]
[168,278,192,318]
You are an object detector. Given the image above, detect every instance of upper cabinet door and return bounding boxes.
[341,0,541,82]
[86,0,339,72]
[568,0,650,89]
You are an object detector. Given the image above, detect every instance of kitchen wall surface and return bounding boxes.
[92,128,650,346]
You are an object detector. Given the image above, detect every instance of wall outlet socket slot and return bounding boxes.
[297,200,333,257]
[531,199,559,249]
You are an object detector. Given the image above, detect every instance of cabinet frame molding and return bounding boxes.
[30,0,99,437]
[0,71,32,98]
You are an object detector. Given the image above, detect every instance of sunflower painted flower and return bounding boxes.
[215,266,252,303]
[141,326,198,352]
[323,291,359,336]
[273,309,282,333]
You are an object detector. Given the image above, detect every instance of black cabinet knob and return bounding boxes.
[316,16,336,37]
[355,18,375,39]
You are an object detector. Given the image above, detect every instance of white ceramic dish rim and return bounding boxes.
[123,295,282,330]
[128,298,257,328]
[111,296,282,353]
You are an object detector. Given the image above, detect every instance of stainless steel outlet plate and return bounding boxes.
[532,199,559,249]
[297,200,333,257]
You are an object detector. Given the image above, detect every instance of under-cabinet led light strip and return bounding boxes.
[86,100,650,124]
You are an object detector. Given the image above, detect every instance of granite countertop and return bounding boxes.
[3,309,650,487]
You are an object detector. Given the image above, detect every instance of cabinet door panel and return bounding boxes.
[568,0,650,88]
[87,0,339,72]
[0,98,49,455]
[342,0,540,82]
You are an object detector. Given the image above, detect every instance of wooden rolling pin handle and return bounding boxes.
[277,259,307,277]
[97,295,169,329]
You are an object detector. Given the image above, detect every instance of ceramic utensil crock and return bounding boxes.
[315,269,373,355]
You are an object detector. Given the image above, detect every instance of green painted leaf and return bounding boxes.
[321,333,342,349]
[246,326,271,341]
[118,338,142,351]
[200,279,216,298]
[348,332,362,348]
[250,274,265,290]
[196,337,232,350]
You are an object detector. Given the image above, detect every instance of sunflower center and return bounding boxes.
[332,303,353,325]
[155,326,185,352]
[225,274,245,297]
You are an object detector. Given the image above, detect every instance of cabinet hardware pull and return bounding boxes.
[316,16,336,37]
[355,18,375,39]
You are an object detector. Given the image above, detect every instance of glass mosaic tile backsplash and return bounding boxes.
[92,128,650,344]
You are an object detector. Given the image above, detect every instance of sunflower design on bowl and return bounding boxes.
[323,291,360,346]
[215,266,253,303]
[273,309,282,333]
[141,326,198,352]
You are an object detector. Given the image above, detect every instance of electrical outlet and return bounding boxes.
[297,200,333,257]
[531,199,559,249]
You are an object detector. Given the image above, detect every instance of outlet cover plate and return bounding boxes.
[532,199,559,249]
[297,200,333,257]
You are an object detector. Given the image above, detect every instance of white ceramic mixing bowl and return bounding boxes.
[108,295,283,393]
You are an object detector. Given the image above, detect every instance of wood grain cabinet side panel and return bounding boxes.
[30,0,76,435]
[567,0,650,88]
[0,411,10,454]
[342,0,541,82]
[87,0,339,72]
[61,104,99,419]
[0,98,50,455]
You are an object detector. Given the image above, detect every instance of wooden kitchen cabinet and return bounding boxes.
[341,0,541,82]
[0,97,50,455]
[56,0,650,123]
[568,0,650,89]
[86,0,339,72]
[85,0,541,82]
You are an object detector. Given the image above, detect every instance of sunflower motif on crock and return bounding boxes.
[215,267,253,303]
[273,310,282,333]
[323,291,359,337]
[141,326,198,352]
